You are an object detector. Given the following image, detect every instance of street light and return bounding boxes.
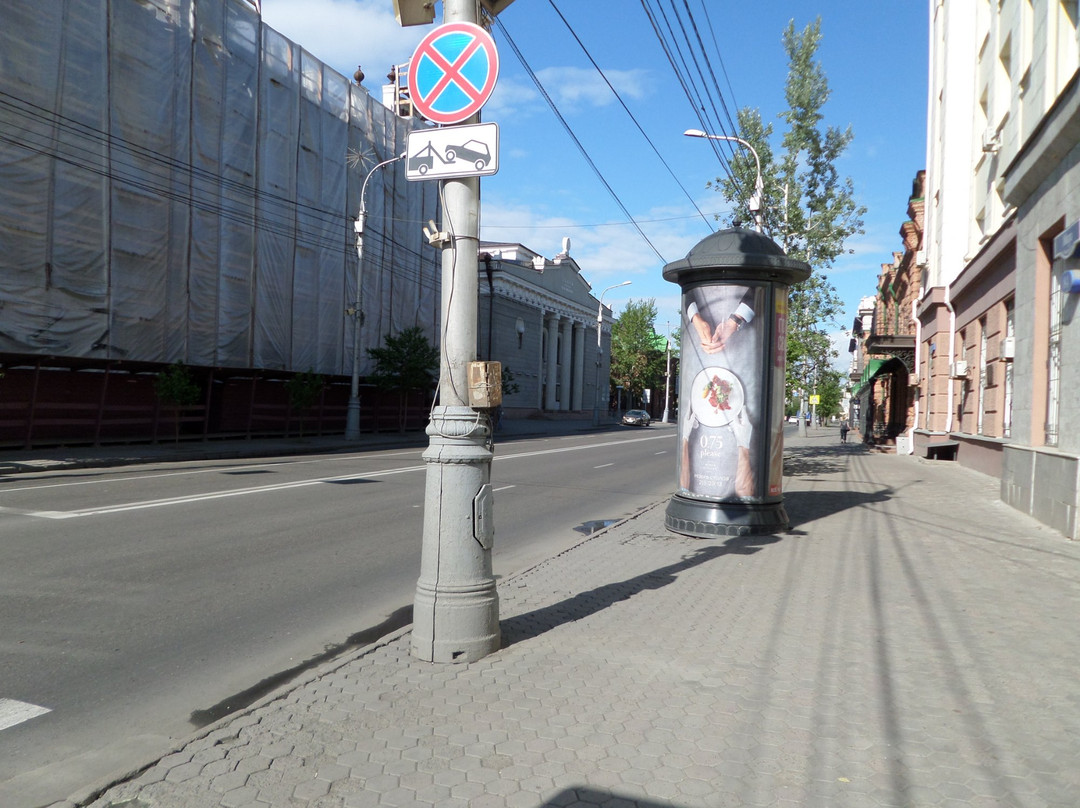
[592,280,632,426]
[684,129,764,233]
[345,152,405,441]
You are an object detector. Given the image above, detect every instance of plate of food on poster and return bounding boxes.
[690,367,745,427]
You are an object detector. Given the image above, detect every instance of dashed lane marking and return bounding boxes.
[0,698,51,732]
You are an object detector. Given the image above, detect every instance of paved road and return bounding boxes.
[73,428,1080,808]
[0,427,677,807]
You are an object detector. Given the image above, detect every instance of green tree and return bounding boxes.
[500,365,521,397]
[367,326,438,432]
[284,369,324,437]
[154,363,200,443]
[713,17,866,404]
[815,369,845,419]
[610,299,665,408]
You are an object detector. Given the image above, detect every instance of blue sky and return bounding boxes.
[262,1,929,363]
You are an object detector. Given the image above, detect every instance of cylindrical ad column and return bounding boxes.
[663,227,810,537]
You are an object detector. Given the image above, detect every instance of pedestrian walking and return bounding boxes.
[839,418,849,443]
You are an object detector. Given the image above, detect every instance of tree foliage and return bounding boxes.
[367,326,438,431]
[610,299,665,407]
[815,369,845,419]
[285,369,324,437]
[713,17,866,401]
[154,363,201,443]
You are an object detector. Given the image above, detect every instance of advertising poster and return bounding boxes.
[768,294,789,497]
[678,284,767,501]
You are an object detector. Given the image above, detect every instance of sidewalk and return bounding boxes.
[52,430,1080,807]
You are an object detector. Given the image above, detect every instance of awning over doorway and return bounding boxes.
[852,358,889,397]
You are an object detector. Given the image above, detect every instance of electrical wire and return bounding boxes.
[639,0,750,202]
[492,16,667,265]
[546,0,713,233]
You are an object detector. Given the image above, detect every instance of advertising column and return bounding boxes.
[663,227,809,537]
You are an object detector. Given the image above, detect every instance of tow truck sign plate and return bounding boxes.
[405,122,500,181]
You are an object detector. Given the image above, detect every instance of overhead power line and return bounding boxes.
[492,15,668,265]
[546,0,712,233]
[639,0,752,205]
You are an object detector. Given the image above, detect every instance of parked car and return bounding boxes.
[622,409,651,427]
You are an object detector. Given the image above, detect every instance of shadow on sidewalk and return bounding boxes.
[501,534,781,647]
[539,788,687,807]
[783,487,894,529]
[784,441,867,477]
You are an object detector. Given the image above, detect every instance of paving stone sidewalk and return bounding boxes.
[68,434,1080,808]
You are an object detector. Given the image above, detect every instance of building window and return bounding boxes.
[978,317,988,435]
[958,327,968,433]
[1003,298,1014,438]
[1047,268,1063,446]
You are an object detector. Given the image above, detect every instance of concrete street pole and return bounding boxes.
[412,0,499,663]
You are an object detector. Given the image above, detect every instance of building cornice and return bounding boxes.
[1002,68,1080,206]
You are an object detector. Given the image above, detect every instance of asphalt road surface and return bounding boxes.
[0,427,676,807]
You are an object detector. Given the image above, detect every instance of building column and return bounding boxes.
[544,314,560,411]
[559,318,573,411]
[572,322,585,411]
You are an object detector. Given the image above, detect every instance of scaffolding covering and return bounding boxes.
[0,0,440,376]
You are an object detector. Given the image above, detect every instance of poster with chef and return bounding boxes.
[678,283,767,501]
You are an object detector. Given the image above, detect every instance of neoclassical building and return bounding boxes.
[478,243,616,419]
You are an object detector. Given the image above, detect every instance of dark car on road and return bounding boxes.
[621,409,651,427]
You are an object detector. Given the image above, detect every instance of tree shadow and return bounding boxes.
[538,788,685,807]
[783,441,866,477]
[501,533,782,647]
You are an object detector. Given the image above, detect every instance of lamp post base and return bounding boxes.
[664,494,788,538]
[411,406,500,663]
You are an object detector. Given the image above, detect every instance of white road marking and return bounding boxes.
[493,485,516,492]
[4,433,672,520]
[0,699,51,732]
[0,449,424,494]
[15,465,427,519]
[593,463,614,469]
[655,450,668,455]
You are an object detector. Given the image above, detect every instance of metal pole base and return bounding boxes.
[412,406,500,663]
[665,493,788,538]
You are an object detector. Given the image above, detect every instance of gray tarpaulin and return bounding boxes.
[0,0,440,376]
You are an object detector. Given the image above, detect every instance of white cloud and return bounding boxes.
[479,194,715,321]
[533,66,652,111]
[484,66,651,120]
[260,0,427,81]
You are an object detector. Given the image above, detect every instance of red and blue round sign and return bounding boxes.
[407,22,499,125]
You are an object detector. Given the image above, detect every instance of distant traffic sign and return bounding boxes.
[407,22,499,125]
[406,123,499,181]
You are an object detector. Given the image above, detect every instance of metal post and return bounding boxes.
[661,324,672,424]
[412,0,499,663]
[346,153,404,441]
[684,130,764,233]
[592,281,631,426]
